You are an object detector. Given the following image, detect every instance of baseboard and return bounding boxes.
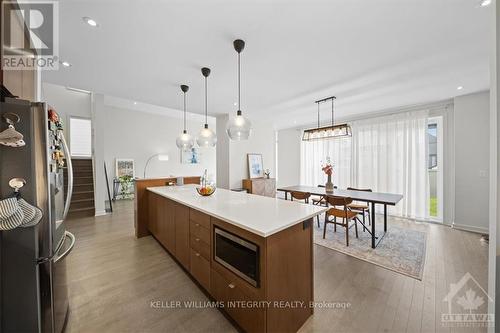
[451,223,489,235]
[94,210,108,217]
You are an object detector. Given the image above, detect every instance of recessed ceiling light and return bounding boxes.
[133,101,137,105]
[479,0,492,7]
[83,17,98,27]
[233,102,238,106]
[457,86,464,90]
[61,61,71,67]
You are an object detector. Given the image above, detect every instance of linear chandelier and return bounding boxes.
[302,96,352,141]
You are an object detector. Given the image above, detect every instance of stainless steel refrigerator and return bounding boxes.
[0,98,75,333]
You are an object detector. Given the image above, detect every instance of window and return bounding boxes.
[69,117,92,157]
[427,117,443,220]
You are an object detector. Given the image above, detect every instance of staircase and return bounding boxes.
[65,158,95,219]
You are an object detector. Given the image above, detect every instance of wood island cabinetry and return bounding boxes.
[141,187,324,333]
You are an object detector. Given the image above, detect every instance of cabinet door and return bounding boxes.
[174,203,190,269]
[164,198,176,253]
[264,179,276,197]
[251,180,265,195]
[148,193,158,235]
[155,197,165,246]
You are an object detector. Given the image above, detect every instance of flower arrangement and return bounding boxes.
[321,157,333,176]
[322,157,334,192]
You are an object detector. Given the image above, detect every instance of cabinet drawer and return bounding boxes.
[190,220,210,244]
[190,234,210,261]
[190,249,210,291]
[211,269,265,333]
[189,209,210,229]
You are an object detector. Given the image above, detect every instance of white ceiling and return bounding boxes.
[42,0,491,130]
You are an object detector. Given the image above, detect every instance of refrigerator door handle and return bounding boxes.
[54,231,76,263]
[60,133,73,221]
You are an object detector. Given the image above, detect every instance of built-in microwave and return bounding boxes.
[214,227,259,287]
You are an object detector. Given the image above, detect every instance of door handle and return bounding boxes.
[228,283,235,289]
[195,252,200,257]
[60,134,73,221]
[54,231,76,263]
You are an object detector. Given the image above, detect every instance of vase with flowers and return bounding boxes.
[322,158,334,193]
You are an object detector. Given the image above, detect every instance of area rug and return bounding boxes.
[313,217,427,280]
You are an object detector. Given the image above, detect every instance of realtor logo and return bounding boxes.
[442,272,493,328]
[1,1,59,70]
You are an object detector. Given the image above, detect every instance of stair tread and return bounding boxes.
[72,190,94,194]
[71,198,94,203]
[69,207,95,212]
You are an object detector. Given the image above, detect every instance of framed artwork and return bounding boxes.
[181,147,201,164]
[115,158,135,178]
[247,153,264,178]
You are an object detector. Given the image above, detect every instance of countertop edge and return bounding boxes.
[147,187,328,237]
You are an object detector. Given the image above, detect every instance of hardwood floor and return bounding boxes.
[65,201,488,333]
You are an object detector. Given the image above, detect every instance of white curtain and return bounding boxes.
[300,110,429,219]
[300,137,352,190]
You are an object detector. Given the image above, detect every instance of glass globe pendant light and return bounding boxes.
[226,39,252,140]
[196,67,217,147]
[176,85,194,151]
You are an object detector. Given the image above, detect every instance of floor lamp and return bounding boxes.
[143,154,169,178]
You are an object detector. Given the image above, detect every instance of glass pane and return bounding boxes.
[428,122,438,217]
[70,118,92,157]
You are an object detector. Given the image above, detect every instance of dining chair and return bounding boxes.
[311,185,328,227]
[347,187,372,232]
[323,196,359,246]
[290,191,311,203]
[290,191,315,226]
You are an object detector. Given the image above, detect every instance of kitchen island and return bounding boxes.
[135,185,327,333]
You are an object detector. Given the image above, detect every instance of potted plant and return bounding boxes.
[322,158,334,193]
[118,175,133,199]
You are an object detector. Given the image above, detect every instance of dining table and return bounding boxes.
[277,185,403,248]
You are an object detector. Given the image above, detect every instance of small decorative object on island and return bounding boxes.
[322,157,334,193]
[264,169,271,179]
[196,169,216,196]
[247,153,264,178]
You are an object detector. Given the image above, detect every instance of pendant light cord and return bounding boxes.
[238,52,241,112]
[331,98,334,127]
[317,102,320,129]
[183,91,186,132]
[205,76,208,125]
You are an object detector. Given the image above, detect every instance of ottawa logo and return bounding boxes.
[442,272,493,327]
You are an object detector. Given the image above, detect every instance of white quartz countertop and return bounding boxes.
[147,185,327,237]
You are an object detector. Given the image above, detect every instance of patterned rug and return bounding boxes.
[313,216,427,280]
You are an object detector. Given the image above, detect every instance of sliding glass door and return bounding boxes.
[427,116,443,221]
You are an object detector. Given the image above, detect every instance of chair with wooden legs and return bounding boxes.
[323,196,359,246]
[347,187,372,232]
[311,185,329,227]
[290,191,318,227]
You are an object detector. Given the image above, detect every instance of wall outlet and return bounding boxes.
[479,170,488,178]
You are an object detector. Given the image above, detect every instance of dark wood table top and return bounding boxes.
[277,185,403,206]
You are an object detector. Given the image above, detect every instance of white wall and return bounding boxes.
[41,82,92,153]
[277,128,301,187]
[216,114,230,189]
[454,91,490,233]
[228,119,276,190]
[215,117,276,190]
[101,104,216,180]
[488,1,498,326]
[41,84,217,214]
